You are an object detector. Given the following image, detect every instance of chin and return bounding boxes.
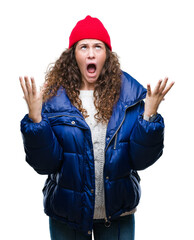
[85,76,98,84]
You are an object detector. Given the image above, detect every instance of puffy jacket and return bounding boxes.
[21,71,164,236]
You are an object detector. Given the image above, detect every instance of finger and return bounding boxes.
[162,81,175,96]
[154,79,163,94]
[24,76,32,97]
[147,84,152,97]
[30,77,37,96]
[159,77,168,93]
[19,76,28,98]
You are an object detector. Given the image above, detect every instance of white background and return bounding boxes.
[1,0,194,239]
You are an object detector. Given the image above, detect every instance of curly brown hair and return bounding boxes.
[43,44,122,123]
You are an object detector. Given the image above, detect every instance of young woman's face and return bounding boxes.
[75,39,106,90]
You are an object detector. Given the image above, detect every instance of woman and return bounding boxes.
[20,16,174,240]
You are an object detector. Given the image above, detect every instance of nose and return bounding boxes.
[88,47,95,59]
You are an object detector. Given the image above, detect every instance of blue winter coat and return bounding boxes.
[21,71,164,236]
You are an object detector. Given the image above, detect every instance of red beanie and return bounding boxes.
[69,15,112,51]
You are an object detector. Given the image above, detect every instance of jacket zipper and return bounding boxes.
[103,98,144,225]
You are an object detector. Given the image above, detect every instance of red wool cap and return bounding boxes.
[69,15,112,51]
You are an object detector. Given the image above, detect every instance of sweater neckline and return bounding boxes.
[80,90,94,92]
[79,90,94,97]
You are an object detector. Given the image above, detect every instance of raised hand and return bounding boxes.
[19,76,46,123]
[144,77,175,117]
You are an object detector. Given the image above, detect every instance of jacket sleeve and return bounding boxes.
[20,114,63,175]
[129,102,164,170]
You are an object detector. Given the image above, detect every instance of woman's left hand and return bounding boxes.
[144,77,175,117]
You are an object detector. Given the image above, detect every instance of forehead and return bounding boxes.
[77,39,105,45]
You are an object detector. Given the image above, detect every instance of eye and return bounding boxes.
[81,45,87,50]
[95,45,101,49]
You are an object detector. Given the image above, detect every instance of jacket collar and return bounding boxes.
[42,71,147,117]
[119,71,147,107]
[42,88,83,118]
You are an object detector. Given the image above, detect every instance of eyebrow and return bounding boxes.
[78,41,104,46]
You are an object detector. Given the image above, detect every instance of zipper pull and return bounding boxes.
[113,133,118,150]
[104,217,111,227]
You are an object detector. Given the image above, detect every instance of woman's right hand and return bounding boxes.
[19,76,45,123]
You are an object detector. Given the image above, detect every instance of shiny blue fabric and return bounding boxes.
[21,71,164,236]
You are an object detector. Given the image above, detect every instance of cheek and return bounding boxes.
[76,58,84,72]
[77,59,82,69]
[99,55,106,69]
[75,52,84,69]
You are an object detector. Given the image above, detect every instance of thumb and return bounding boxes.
[40,82,48,96]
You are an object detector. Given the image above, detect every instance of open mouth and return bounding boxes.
[87,64,96,73]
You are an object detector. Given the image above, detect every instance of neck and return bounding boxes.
[80,85,95,90]
[80,81,95,90]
